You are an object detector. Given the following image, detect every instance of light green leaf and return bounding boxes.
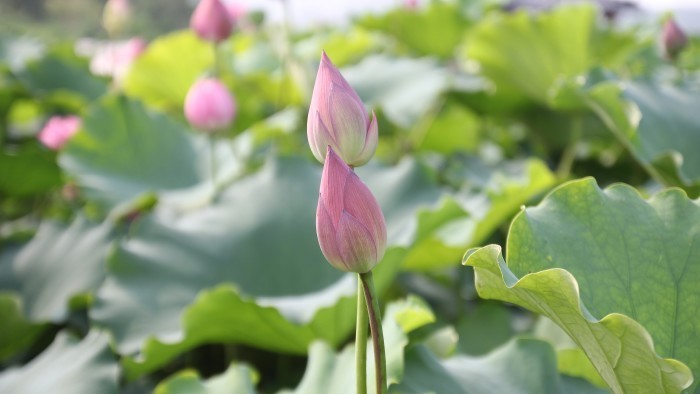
[582,80,700,196]
[359,2,469,59]
[124,31,213,111]
[278,296,435,394]
[465,5,595,105]
[463,178,696,393]
[342,55,450,128]
[403,159,556,270]
[59,95,240,210]
[394,338,605,394]
[13,214,115,322]
[154,363,258,394]
[0,331,118,394]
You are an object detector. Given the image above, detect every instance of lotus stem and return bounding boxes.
[360,270,387,394]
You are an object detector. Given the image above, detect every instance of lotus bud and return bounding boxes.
[190,0,233,43]
[661,17,688,60]
[184,78,236,132]
[307,51,378,167]
[38,116,81,150]
[102,0,132,37]
[316,147,387,273]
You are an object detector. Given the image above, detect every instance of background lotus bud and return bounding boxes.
[184,78,236,132]
[190,0,233,43]
[38,116,81,150]
[102,0,132,37]
[226,1,246,24]
[661,17,688,60]
[308,51,378,167]
[316,147,387,273]
[89,38,146,86]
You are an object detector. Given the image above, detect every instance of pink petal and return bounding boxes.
[316,198,346,271]
[343,172,387,258]
[328,83,368,162]
[336,211,378,273]
[319,147,350,226]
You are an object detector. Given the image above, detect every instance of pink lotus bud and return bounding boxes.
[38,116,81,150]
[184,78,236,132]
[661,17,688,60]
[308,51,378,167]
[102,0,132,37]
[190,0,233,43]
[316,147,387,273]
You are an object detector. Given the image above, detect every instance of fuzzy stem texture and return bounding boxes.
[356,276,368,394]
[360,271,386,394]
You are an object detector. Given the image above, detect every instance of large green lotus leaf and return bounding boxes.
[341,55,450,128]
[465,4,594,105]
[0,293,46,362]
[402,159,556,270]
[581,81,700,197]
[358,2,469,59]
[278,296,435,394]
[93,156,443,378]
[154,363,258,394]
[17,48,107,105]
[59,95,241,210]
[463,178,697,393]
[0,330,118,394]
[13,214,115,322]
[123,31,213,111]
[394,338,605,394]
[0,143,61,197]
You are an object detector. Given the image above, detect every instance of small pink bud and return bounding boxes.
[316,147,387,273]
[661,17,688,60]
[102,0,132,37]
[190,0,233,43]
[38,116,81,150]
[184,78,236,132]
[308,51,378,167]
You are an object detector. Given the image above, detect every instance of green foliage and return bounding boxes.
[2,1,699,393]
[464,179,698,393]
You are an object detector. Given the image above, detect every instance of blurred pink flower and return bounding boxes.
[88,37,146,85]
[308,51,378,167]
[102,0,132,37]
[184,78,237,132]
[38,116,81,150]
[661,17,688,60]
[190,0,233,43]
[225,1,246,23]
[316,147,387,273]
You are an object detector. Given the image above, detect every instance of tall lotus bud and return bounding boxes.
[316,147,387,273]
[102,0,132,37]
[308,51,378,167]
[661,17,688,60]
[190,0,233,43]
[184,78,236,132]
[38,116,81,150]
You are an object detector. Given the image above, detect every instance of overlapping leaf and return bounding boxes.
[0,331,118,394]
[464,178,697,393]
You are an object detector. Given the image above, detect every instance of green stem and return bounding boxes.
[209,134,218,196]
[556,115,582,180]
[356,275,368,394]
[360,271,386,394]
[213,42,222,78]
